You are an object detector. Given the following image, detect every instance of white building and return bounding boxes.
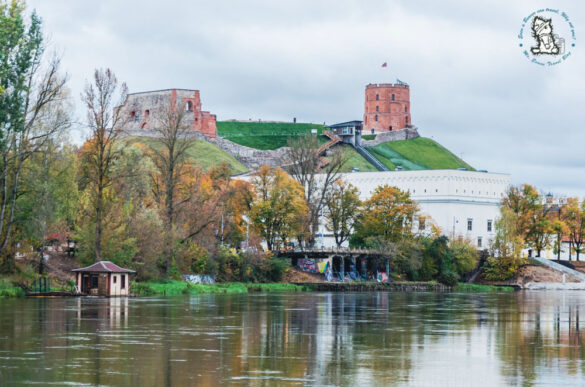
[317,169,510,249]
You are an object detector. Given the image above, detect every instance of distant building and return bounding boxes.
[327,120,362,147]
[363,82,411,133]
[72,261,135,297]
[316,169,511,249]
[120,89,217,138]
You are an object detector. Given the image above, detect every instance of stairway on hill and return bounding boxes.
[353,144,389,171]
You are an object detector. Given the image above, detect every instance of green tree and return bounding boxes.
[324,180,361,247]
[0,1,69,270]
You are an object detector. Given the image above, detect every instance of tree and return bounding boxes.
[0,2,69,270]
[80,68,127,261]
[249,166,307,250]
[286,134,346,247]
[563,198,585,260]
[503,184,551,257]
[324,180,361,247]
[147,99,197,274]
[355,185,418,243]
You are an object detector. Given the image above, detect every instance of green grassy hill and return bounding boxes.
[366,137,473,171]
[125,137,248,175]
[217,121,325,150]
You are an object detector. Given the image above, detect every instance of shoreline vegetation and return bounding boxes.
[0,279,515,299]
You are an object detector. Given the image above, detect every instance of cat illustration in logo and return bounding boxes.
[531,16,560,55]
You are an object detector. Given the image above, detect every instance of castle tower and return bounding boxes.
[363,83,411,133]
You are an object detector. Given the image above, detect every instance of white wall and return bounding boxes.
[109,273,130,296]
[316,169,510,249]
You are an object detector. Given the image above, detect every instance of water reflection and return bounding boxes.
[0,292,584,385]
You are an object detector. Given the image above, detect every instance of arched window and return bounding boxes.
[404,106,407,112]
[405,117,409,124]
[376,105,379,112]
[145,109,150,118]
[130,111,136,120]
[375,94,379,101]
[375,115,378,121]
[186,101,193,111]
[392,94,395,101]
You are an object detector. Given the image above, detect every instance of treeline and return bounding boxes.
[2,2,583,285]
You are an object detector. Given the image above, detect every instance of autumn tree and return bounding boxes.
[503,184,551,257]
[286,134,346,247]
[563,198,585,260]
[147,99,198,274]
[324,180,361,247]
[0,2,70,270]
[353,185,418,244]
[80,68,127,261]
[249,166,307,250]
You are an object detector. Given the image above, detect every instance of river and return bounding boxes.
[0,291,584,386]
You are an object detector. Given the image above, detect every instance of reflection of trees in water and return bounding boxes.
[495,292,585,385]
[4,293,585,384]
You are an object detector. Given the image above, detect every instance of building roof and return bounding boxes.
[327,120,363,128]
[72,261,136,274]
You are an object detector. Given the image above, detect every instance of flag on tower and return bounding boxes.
[381,62,388,68]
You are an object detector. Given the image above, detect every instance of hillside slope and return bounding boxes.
[125,137,248,175]
[217,121,325,150]
[366,137,473,171]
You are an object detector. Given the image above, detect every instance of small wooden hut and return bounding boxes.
[72,261,135,296]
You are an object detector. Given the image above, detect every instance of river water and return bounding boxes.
[0,291,584,386]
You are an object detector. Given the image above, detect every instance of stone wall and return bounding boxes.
[361,126,420,146]
[208,137,289,170]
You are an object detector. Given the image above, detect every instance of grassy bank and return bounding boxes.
[132,280,309,296]
[454,283,516,292]
[218,121,325,150]
[367,137,474,171]
[0,279,25,298]
[125,137,248,174]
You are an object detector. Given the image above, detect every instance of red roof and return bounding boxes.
[71,261,135,273]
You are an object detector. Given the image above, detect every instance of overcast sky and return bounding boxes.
[27,0,585,197]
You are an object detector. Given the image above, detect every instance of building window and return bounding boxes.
[405,106,407,112]
[113,275,117,284]
[186,101,193,111]
[130,111,136,121]
[477,237,482,248]
[376,94,379,101]
[487,220,493,232]
[376,105,379,112]
[389,126,392,131]
[467,219,473,231]
[405,117,409,124]
[144,109,150,118]
[375,115,378,121]
[121,275,126,289]
[392,94,395,101]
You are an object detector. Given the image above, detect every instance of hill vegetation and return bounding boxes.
[217,121,325,150]
[367,137,473,171]
[125,137,248,175]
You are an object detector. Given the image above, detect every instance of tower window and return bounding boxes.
[186,101,193,111]
[375,115,378,121]
[145,109,150,118]
[376,105,379,112]
[376,94,379,101]
[392,94,395,101]
[406,117,409,124]
[405,106,407,112]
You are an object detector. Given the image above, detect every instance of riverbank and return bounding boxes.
[131,280,514,296]
[0,279,25,298]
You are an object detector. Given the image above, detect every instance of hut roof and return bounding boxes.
[71,261,136,274]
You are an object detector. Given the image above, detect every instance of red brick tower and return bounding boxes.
[363,83,411,133]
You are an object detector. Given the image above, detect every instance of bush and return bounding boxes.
[437,271,459,286]
[483,256,525,281]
